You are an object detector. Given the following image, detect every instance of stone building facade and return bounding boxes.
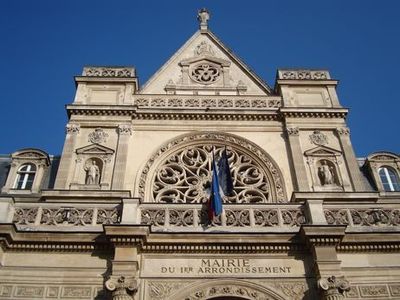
[1,9,400,300]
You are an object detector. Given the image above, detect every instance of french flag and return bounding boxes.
[207,148,234,221]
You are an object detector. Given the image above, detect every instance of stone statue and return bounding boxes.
[197,8,210,30]
[318,160,334,185]
[85,160,100,185]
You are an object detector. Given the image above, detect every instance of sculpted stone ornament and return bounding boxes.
[105,276,137,300]
[197,8,210,30]
[84,160,100,185]
[286,127,299,136]
[309,130,328,146]
[88,128,108,144]
[318,160,335,185]
[318,276,350,300]
[66,123,80,135]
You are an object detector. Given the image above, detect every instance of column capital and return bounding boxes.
[318,275,350,300]
[335,127,350,136]
[118,124,133,135]
[65,123,80,135]
[286,126,299,136]
[105,275,137,300]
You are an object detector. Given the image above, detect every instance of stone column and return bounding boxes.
[301,225,350,300]
[54,123,80,189]
[112,125,132,190]
[286,127,309,191]
[336,127,367,191]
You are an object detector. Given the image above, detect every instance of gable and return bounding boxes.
[140,30,271,95]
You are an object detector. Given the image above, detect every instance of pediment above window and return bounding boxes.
[12,148,50,165]
[75,144,115,155]
[304,145,342,157]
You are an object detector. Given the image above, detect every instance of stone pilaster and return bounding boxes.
[54,123,80,189]
[112,125,132,190]
[335,127,367,191]
[286,127,309,191]
[104,226,149,300]
[301,225,349,299]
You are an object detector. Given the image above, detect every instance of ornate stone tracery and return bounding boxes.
[139,132,286,203]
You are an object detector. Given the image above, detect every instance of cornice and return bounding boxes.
[280,107,348,119]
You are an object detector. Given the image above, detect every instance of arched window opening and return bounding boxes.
[15,163,36,190]
[379,167,400,192]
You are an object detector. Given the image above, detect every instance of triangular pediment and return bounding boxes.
[304,145,342,157]
[76,144,114,155]
[140,30,271,95]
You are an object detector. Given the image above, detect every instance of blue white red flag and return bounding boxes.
[217,147,234,197]
[208,151,223,220]
[207,148,234,221]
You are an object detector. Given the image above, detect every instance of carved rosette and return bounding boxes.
[318,276,350,300]
[140,133,286,203]
[105,276,137,300]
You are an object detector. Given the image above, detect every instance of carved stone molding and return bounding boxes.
[278,69,330,80]
[319,276,350,300]
[138,132,287,203]
[88,128,108,144]
[66,123,80,135]
[286,127,299,136]
[336,127,350,136]
[83,66,135,77]
[105,276,137,300]
[309,130,328,146]
[170,280,287,300]
[118,124,133,135]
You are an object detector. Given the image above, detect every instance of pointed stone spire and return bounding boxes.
[197,8,210,31]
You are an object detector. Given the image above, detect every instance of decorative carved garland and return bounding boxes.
[167,280,287,300]
[138,132,286,203]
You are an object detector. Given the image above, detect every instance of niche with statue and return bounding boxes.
[305,146,351,192]
[69,144,114,190]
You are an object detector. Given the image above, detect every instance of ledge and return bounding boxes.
[291,191,380,203]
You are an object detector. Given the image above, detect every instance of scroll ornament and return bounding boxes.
[105,276,137,300]
[318,276,350,300]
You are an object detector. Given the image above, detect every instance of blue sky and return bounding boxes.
[0,1,399,157]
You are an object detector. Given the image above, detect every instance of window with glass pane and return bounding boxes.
[379,167,400,192]
[15,164,36,190]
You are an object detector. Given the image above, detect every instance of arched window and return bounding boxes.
[379,167,400,192]
[15,163,36,190]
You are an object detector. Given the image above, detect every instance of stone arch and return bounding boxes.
[137,132,287,203]
[167,279,287,300]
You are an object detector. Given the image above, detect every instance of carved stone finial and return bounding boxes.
[197,8,210,30]
[105,276,137,300]
[319,276,350,300]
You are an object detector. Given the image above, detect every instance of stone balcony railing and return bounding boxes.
[133,95,282,110]
[277,69,331,80]
[82,66,136,78]
[11,203,121,231]
[4,200,400,232]
[139,203,307,232]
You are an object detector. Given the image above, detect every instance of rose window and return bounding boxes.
[190,63,220,84]
[148,142,285,204]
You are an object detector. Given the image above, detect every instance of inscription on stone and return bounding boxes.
[142,257,305,278]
